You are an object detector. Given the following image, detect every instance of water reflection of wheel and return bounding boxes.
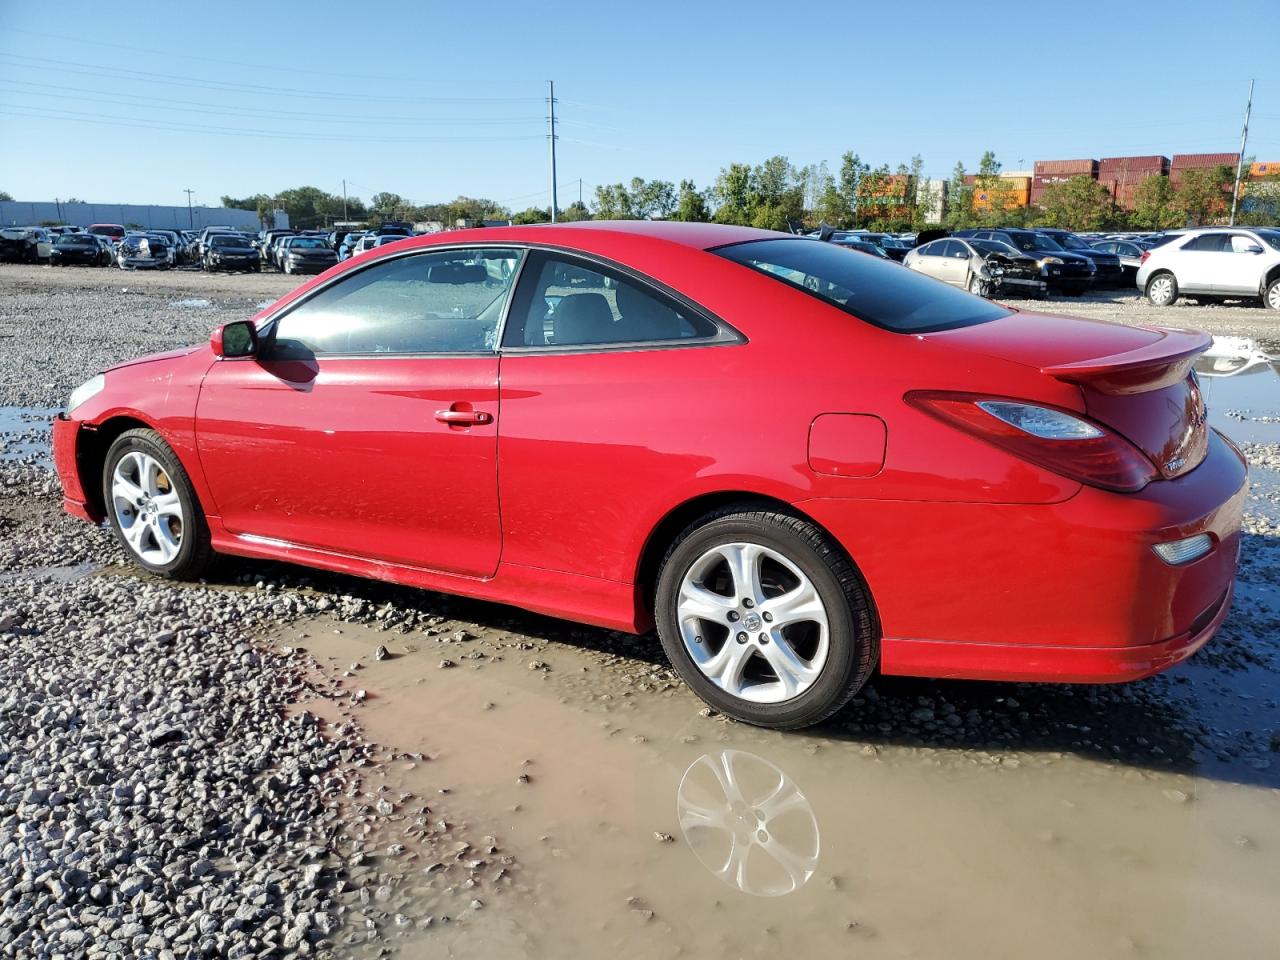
[677,750,819,897]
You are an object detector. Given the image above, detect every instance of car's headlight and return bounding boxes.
[1038,257,1063,267]
[68,374,105,413]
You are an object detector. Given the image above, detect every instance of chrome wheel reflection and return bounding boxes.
[677,542,830,704]
[111,451,184,565]
[677,750,819,897]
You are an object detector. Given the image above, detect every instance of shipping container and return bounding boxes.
[1098,155,1168,180]
[973,184,1030,211]
[1033,159,1098,177]
[1250,161,1280,179]
[1171,152,1240,169]
[999,170,1034,180]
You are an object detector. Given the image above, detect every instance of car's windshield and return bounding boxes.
[57,235,93,246]
[211,236,244,248]
[1050,233,1091,250]
[715,238,1010,333]
[1005,232,1063,253]
[290,238,328,249]
[970,239,1021,257]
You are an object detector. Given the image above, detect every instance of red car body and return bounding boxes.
[54,222,1246,685]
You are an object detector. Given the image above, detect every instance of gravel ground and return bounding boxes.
[1,262,1279,956]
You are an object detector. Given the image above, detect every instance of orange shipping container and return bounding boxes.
[973,184,1030,211]
[1034,159,1098,177]
[1250,161,1280,179]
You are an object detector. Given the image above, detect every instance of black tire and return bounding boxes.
[654,505,879,730]
[102,428,214,580]
[1265,276,1280,311]
[1145,271,1179,307]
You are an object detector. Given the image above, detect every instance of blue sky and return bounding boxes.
[1,0,1277,210]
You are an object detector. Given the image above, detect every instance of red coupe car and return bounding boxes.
[54,222,1247,729]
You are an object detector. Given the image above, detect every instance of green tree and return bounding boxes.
[944,162,975,230]
[1175,165,1234,226]
[558,200,592,222]
[370,192,407,220]
[711,163,754,225]
[512,206,551,225]
[1236,171,1280,226]
[673,180,710,222]
[1037,175,1116,231]
[631,178,677,219]
[837,152,868,227]
[593,183,635,219]
[1129,175,1181,230]
[0,190,13,201]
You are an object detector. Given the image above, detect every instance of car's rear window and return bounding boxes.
[714,238,1010,333]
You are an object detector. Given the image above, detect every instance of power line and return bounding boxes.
[0,105,545,144]
[0,52,542,104]
[0,79,546,126]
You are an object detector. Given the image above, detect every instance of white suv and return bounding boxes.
[1136,226,1280,309]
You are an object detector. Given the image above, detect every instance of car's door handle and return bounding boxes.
[435,408,493,426]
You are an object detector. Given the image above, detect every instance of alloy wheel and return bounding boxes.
[1268,282,1280,310]
[677,542,830,704]
[1149,275,1174,305]
[111,451,184,565]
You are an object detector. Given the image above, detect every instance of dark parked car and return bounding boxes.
[375,220,414,236]
[1089,239,1148,285]
[954,228,1096,295]
[258,229,297,267]
[51,232,110,267]
[0,227,49,263]
[1035,228,1124,287]
[203,234,262,273]
[278,235,340,275]
[967,238,1049,297]
[831,236,891,259]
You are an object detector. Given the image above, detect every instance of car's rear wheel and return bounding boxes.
[968,275,989,297]
[103,429,213,580]
[1146,272,1178,306]
[655,506,878,730]
[1266,277,1280,311]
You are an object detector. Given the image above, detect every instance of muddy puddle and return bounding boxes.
[269,617,1280,960]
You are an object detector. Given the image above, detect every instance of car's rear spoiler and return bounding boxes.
[1040,327,1211,394]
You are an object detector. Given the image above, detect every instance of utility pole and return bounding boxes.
[547,80,558,223]
[183,188,195,228]
[578,178,583,206]
[1229,79,1254,226]
[342,179,349,222]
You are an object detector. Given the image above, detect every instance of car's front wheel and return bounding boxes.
[1145,272,1178,306]
[655,506,878,730]
[103,429,213,580]
[968,275,990,297]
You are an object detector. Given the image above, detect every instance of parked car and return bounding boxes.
[375,221,414,236]
[116,233,171,270]
[203,234,262,273]
[848,232,911,262]
[54,222,1245,730]
[351,234,382,258]
[1035,228,1124,287]
[278,235,340,275]
[86,224,126,245]
[259,230,296,267]
[1089,239,1148,286]
[339,232,367,260]
[0,226,53,263]
[194,227,239,263]
[1136,227,1280,309]
[954,228,1096,295]
[905,237,1047,298]
[144,229,183,267]
[51,232,110,267]
[92,235,117,264]
[831,237,891,259]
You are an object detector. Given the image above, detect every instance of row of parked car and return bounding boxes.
[819,224,1280,309]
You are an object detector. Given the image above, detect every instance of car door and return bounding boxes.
[1217,233,1266,293]
[931,240,967,287]
[1171,233,1226,292]
[195,245,522,577]
[495,249,733,580]
[910,241,947,281]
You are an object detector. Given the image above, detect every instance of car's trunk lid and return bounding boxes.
[927,311,1212,481]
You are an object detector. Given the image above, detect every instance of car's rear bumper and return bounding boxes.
[797,429,1247,684]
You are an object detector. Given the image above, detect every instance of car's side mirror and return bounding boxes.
[211,320,258,359]
[1244,244,1264,254]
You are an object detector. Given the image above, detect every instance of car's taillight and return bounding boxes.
[905,391,1157,493]
[1140,250,1150,264]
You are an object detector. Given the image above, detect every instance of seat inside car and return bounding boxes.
[549,292,614,345]
[613,280,683,341]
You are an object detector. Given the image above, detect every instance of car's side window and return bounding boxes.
[1228,234,1259,253]
[951,242,970,259]
[917,242,938,257]
[266,247,522,358]
[503,252,718,348]
[1185,234,1227,253]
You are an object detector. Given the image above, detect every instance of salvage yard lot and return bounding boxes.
[2,262,1279,958]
